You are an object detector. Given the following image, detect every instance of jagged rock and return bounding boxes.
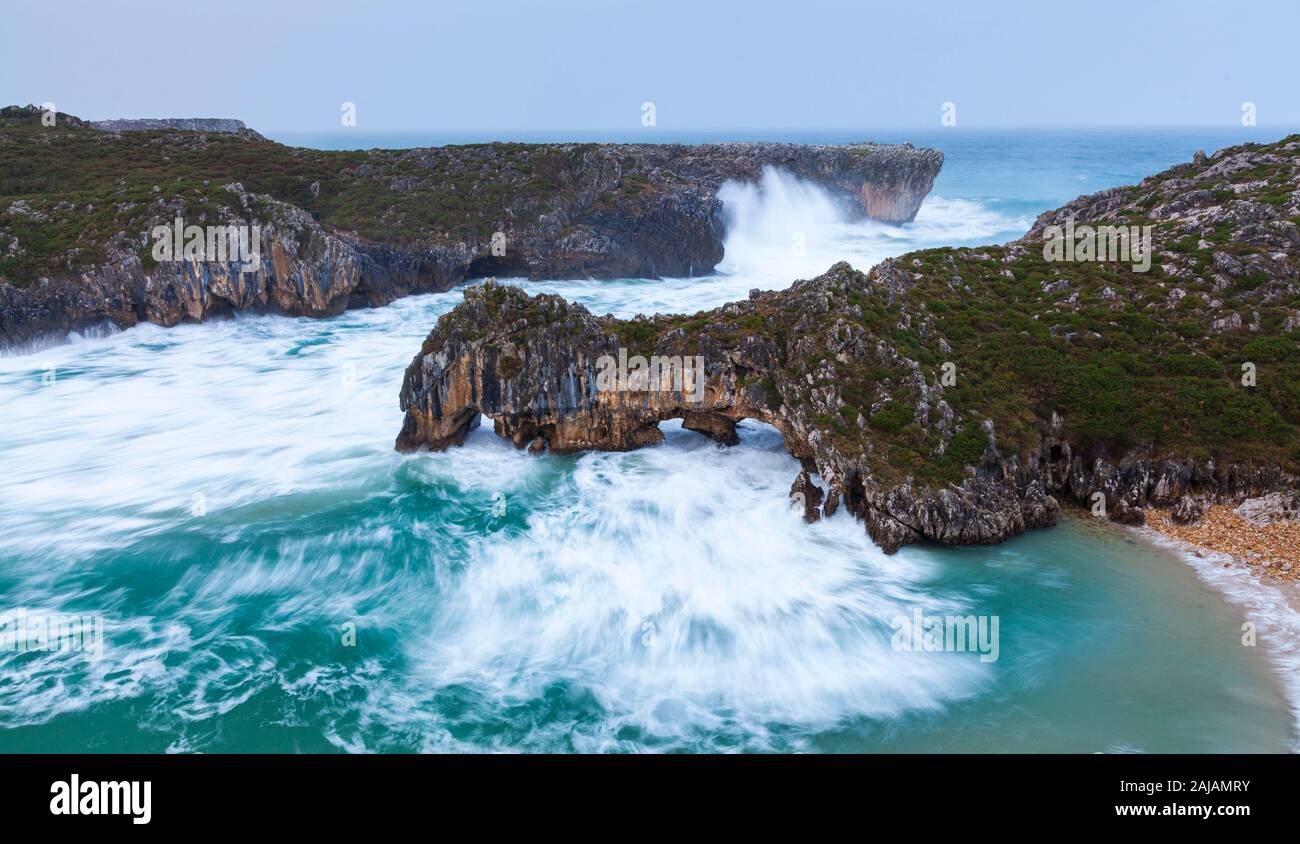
[864,508,920,553]
[1171,494,1207,524]
[1234,492,1299,525]
[789,472,824,523]
[395,280,793,456]
[395,132,1300,553]
[395,271,1071,553]
[1109,498,1146,526]
[1021,485,1061,528]
[681,410,740,446]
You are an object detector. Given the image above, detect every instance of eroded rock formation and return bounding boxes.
[395,275,1067,552]
[0,106,942,348]
[398,134,1300,553]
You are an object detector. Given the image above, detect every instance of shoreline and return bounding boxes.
[1144,505,1298,582]
[1129,516,1300,750]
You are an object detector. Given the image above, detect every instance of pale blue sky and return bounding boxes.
[2,0,1295,132]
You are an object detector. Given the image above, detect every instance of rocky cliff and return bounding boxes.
[397,135,1300,552]
[0,105,941,349]
[87,117,258,136]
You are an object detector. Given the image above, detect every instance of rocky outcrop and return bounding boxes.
[395,281,792,455]
[0,186,456,344]
[396,274,1298,553]
[0,104,90,128]
[0,108,942,349]
[397,134,1300,553]
[394,276,1065,553]
[1171,494,1207,524]
[1234,491,1300,525]
[789,472,825,523]
[636,141,943,223]
[88,117,258,136]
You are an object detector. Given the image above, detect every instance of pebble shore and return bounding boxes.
[1145,506,1300,581]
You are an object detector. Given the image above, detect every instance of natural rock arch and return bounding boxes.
[393,276,1059,554]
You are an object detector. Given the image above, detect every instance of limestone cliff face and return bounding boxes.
[0,109,943,349]
[628,141,943,223]
[395,281,798,455]
[0,187,435,341]
[397,133,1300,553]
[88,117,258,136]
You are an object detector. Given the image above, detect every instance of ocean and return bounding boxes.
[1,127,1297,752]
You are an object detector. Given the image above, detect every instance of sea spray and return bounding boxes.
[715,167,1029,285]
[409,421,990,747]
[0,151,1291,752]
[717,166,852,282]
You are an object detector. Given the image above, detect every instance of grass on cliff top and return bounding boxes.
[0,117,611,284]
[906,247,1298,479]
[557,133,1300,486]
[599,247,1299,486]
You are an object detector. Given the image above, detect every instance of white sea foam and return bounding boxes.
[714,166,1028,287]
[512,167,1029,318]
[0,171,1288,752]
[0,186,1007,744]
[1140,528,1300,749]
[401,421,990,751]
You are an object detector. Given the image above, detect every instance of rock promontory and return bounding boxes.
[0,105,941,348]
[397,135,1300,552]
[87,117,258,136]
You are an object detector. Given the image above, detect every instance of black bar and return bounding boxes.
[1,753,1289,830]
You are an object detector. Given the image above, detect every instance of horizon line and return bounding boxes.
[261,123,1300,134]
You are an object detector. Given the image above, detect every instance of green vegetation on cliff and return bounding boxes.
[536,134,1300,485]
[0,106,600,284]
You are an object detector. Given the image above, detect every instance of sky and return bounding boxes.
[2,0,1296,133]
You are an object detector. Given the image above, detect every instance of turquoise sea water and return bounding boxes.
[1,128,1298,752]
